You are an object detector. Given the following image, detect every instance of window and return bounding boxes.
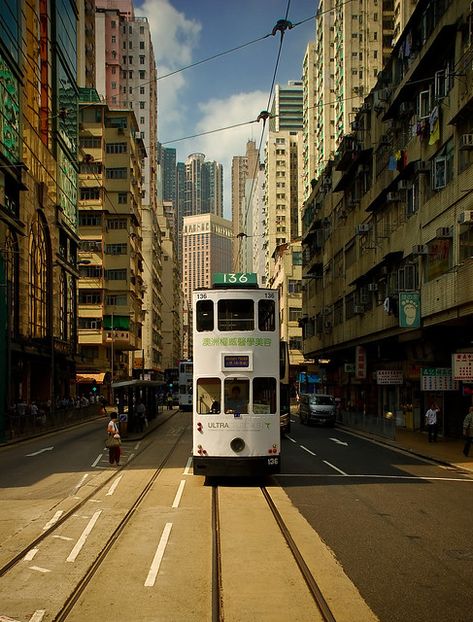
[140,86,145,95]
[80,187,100,200]
[425,238,452,282]
[288,307,302,322]
[106,168,128,179]
[224,379,249,414]
[398,264,418,290]
[106,142,127,154]
[432,140,453,191]
[105,243,127,255]
[107,218,127,229]
[289,337,302,351]
[139,71,145,79]
[196,299,214,331]
[292,251,302,265]
[218,299,254,331]
[196,377,221,414]
[140,55,145,64]
[418,89,431,119]
[140,41,144,49]
[79,212,101,226]
[253,378,277,414]
[288,279,301,294]
[459,226,473,261]
[80,136,101,148]
[258,299,275,331]
[140,101,145,109]
[104,269,127,280]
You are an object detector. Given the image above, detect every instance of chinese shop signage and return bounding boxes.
[376,370,403,385]
[452,353,473,381]
[399,292,420,328]
[355,346,366,379]
[421,368,458,391]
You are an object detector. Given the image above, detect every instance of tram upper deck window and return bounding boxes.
[258,299,276,331]
[218,299,254,331]
[196,300,214,331]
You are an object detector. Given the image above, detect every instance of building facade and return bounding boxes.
[302,0,473,437]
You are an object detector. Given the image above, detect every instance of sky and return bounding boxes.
[135,0,317,218]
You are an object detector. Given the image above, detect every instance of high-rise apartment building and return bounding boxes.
[94,0,162,376]
[231,140,259,270]
[182,213,233,308]
[269,81,304,132]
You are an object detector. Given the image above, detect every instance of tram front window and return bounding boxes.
[258,299,276,331]
[224,380,249,414]
[253,377,277,414]
[197,378,221,414]
[218,299,254,331]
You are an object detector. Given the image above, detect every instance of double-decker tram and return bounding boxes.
[192,272,281,476]
[178,360,193,411]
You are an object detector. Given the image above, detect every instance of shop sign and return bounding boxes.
[452,353,473,381]
[355,346,367,379]
[399,292,420,328]
[344,363,355,373]
[376,370,403,385]
[421,367,458,391]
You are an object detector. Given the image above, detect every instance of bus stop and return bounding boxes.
[111,379,163,435]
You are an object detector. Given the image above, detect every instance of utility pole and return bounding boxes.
[110,311,114,406]
[0,256,6,442]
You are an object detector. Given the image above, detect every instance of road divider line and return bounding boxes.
[43,510,64,531]
[66,510,102,563]
[72,474,89,495]
[300,445,317,456]
[29,566,51,573]
[323,460,348,475]
[134,442,141,450]
[91,454,102,467]
[286,436,297,443]
[172,480,186,508]
[184,457,192,475]
[26,447,54,457]
[106,476,123,496]
[53,535,74,541]
[145,523,173,587]
[29,611,46,622]
[24,548,39,561]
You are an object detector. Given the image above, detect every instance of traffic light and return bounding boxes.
[92,380,97,393]
[168,382,173,390]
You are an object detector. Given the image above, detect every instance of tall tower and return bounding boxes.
[269,81,304,132]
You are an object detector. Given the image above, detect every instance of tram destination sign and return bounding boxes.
[213,272,258,288]
[223,355,250,368]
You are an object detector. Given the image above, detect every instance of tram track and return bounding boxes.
[211,483,337,622]
[0,409,180,579]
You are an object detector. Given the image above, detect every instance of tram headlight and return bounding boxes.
[230,437,245,453]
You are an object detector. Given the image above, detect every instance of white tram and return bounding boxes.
[178,360,193,411]
[192,273,281,476]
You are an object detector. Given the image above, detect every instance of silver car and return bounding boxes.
[299,394,336,427]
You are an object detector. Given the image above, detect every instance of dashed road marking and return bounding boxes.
[145,523,173,587]
[91,454,102,467]
[323,460,348,475]
[29,566,51,573]
[23,548,39,561]
[172,481,186,508]
[43,510,64,531]
[106,476,123,496]
[66,510,102,563]
[183,457,192,475]
[300,445,317,456]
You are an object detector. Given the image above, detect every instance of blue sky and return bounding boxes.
[135,0,317,217]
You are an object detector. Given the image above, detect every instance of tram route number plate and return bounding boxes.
[267,457,279,466]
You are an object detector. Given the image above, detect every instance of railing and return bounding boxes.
[337,410,396,439]
[3,404,102,443]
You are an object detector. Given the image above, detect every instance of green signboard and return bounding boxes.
[399,291,420,328]
[213,272,258,287]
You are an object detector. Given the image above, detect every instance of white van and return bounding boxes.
[299,393,336,426]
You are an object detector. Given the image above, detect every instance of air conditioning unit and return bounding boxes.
[356,223,371,234]
[354,305,364,314]
[458,210,473,224]
[386,192,400,202]
[412,244,429,255]
[460,133,473,149]
[397,180,411,190]
[414,160,431,173]
[436,226,453,238]
[368,283,378,291]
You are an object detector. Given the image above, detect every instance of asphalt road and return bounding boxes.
[278,419,473,622]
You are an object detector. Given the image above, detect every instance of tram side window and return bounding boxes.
[253,378,277,414]
[196,300,214,332]
[218,299,254,331]
[224,379,249,414]
[258,299,276,331]
[197,378,221,414]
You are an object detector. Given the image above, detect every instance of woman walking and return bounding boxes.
[107,412,121,466]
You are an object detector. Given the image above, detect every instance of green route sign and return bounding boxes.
[212,272,258,287]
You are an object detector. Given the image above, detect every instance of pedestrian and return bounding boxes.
[106,412,121,466]
[462,406,473,457]
[136,400,146,432]
[425,402,440,442]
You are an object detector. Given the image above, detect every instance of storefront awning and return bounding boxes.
[76,372,106,384]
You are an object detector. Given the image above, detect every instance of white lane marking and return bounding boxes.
[29,566,51,573]
[300,445,317,456]
[43,510,64,531]
[29,612,46,622]
[26,447,54,457]
[72,474,89,495]
[66,510,102,562]
[329,437,348,446]
[134,442,141,450]
[183,457,192,475]
[128,453,135,461]
[53,535,74,541]
[24,548,39,561]
[323,460,348,475]
[276,473,473,482]
[144,523,173,587]
[91,454,102,467]
[286,436,297,443]
[172,480,186,508]
[106,476,123,496]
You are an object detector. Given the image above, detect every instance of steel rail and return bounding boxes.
[0,410,180,578]
[211,485,224,622]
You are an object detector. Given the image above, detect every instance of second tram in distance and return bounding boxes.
[192,272,281,477]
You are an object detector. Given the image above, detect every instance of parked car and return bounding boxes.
[299,393,336,426]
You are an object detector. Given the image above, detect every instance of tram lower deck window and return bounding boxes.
[197,378,221,414]
[218,299,254,331]
[253,377,277,414]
